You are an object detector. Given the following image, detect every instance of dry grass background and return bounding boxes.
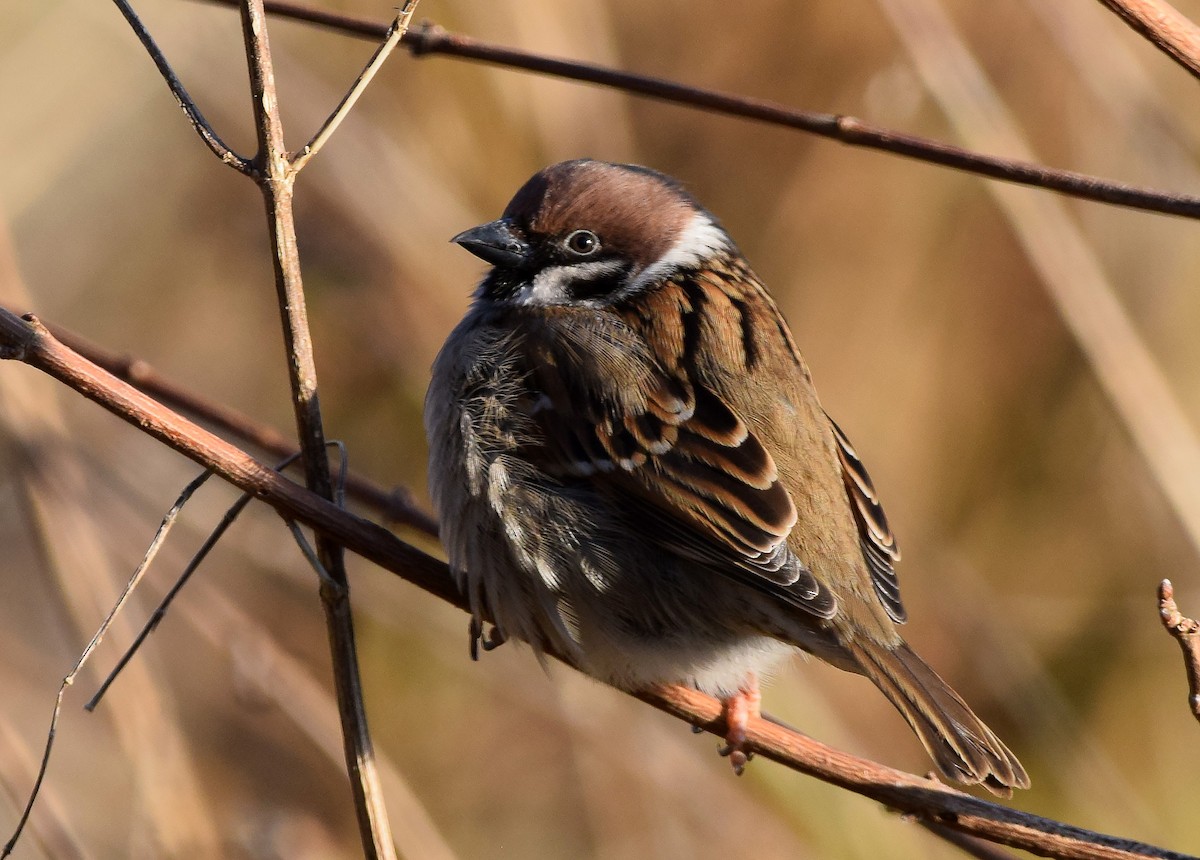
[2,0,1200,857]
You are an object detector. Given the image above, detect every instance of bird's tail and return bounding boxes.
[844,636,1029,795]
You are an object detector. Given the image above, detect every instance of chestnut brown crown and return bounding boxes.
[453,159,732,306]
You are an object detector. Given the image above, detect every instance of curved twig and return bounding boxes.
[1158,580,1200,724]
[111,0,251,172]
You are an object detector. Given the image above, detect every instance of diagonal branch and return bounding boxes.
[194,0,1200,221]
[291,2,418,172]
[111,0,251,172]
[1,310,1196,860]
[1093,0,1200,81]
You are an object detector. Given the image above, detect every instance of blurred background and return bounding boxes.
[3,0,1200,857]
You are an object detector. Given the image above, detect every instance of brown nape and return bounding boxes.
[505,160,698,270]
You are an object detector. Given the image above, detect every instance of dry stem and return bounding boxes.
[1158,580,1200,723]
[1094,0,1200,80]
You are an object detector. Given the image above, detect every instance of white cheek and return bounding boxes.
[515,260,625,306]
[626,211,731,294]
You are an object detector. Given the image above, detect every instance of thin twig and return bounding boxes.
[2,469,212,858]
[192,0,1200,221]
[286,518,338,590]
[235,0,397,854]
[110,0,251,172]
[1158,580,1200,724]
[84,475,267,712]
[1,309,1196,860]
[291,1,418,172]
[29,312,438,535]
[1093,0,1200,81]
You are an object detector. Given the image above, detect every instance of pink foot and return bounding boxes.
[718,675,761,775]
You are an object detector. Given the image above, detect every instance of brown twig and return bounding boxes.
[1093,0,1200,81]
[1158,580,1200,724]
[109,0,418,854]
[2,310,1197,860]
[191,0,1200,221]
[111,0,250,172]
[292,1,417,172]
[234,0,401,855]
[32,314,438,536]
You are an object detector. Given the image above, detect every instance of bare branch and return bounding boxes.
[193,0,1200,221]
[291,1,419,172]
[234,0,396,854]
[1094,0,1200,81]
[84,476,262,713]
[2,308,1196,860]
[1158,580,1200,724]
[110,0,251,172]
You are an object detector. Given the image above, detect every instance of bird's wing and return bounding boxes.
[522,310,836,619]
[827,415,905,622]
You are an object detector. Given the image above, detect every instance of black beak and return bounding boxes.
[452,220,531,268]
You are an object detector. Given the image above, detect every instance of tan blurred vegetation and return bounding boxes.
[3,0,1200,857]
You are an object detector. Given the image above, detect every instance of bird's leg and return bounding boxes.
[468,617,507,661]
[717,673,760,775]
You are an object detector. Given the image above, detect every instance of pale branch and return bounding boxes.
[193,0,1200,221]
[1158,579,1200,723]
[234,1,397,855]
[1093,0,1200,82]
[1,308,1195,860]
[292,2,417,172]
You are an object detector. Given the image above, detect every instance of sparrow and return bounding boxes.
[425,159,1028,794]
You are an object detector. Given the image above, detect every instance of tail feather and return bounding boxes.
[845,637,1029,795]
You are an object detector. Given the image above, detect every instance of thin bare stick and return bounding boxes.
[1158,580,1200,723]
[110,0,251,172]
[236,0,397,854]
[286,518,337,589]
[291,1,418,172]
[1,469,212,858]
[26,312,437,536]
[1094,0,1200,81]
[2,310,1196,860]
[84,477,268,712]
[192,0,1200,221]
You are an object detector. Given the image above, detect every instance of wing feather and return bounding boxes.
[523,312,835,618]
[827,415,906,623]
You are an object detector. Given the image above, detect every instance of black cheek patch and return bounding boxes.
[566,261,632,302]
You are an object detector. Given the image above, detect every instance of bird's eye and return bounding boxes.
[565,230,601,256]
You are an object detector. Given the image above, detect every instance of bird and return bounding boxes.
[424,158,1029,794]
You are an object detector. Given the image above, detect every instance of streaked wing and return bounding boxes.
[827,414,905,622]
[524,314,836,619]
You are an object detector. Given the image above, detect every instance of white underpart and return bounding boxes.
[516,259,626,306]
[626,210,731,294]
